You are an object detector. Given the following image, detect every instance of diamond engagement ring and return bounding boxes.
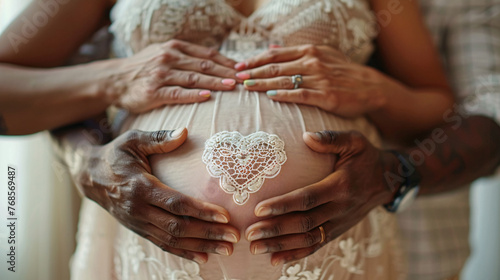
[291,75,303,89]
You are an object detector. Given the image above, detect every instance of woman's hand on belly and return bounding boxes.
[108,39,240,113]
[235,44,387,118]
[243,131,397,266]
[71,128,240,264]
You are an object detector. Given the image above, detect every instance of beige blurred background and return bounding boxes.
[0,1,498,280]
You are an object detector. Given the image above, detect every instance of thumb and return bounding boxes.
[302,130,357,155]
[135,127,188,156]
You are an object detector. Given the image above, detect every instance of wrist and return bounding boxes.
[383,150,421,213]
[75,58,124,107]
[380,150,402,204]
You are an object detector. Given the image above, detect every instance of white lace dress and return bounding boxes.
[70,1,407,279]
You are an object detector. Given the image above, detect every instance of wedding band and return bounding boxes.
[319,225,326,244]
[291,75,303,89]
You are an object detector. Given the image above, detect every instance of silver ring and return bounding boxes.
[291,75,303,89]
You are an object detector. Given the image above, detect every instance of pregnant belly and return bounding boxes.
[118,85,381,278]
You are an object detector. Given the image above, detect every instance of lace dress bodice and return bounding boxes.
[70,1,406,280]
[110,0,377,62]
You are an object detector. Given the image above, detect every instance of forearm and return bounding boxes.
[0,60,118,135]
[403,115,500,195]
[368,74,454,142]
[50,113,112,194]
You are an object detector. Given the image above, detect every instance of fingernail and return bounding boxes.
[221,79,236,86]
[222,233,238,243]
[235,62,247,70]
[266,90,277,96]
[236,72,251,80]
[193,255,207,264]
[213,213,229,223]
[171,127,185,138]
[244,80,256,86]
[252,244,268,255]
[269,44,281,49]
[272,258,284,267]
[256,206,272,217]
[216,246,230,256]
[199,90,211,98]
[247,230,264,241]
[306,132,321,142]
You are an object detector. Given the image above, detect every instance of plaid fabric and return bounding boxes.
[397,1,500,279]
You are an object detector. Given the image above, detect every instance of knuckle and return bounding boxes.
[124,129,142,145]
[206,48,219,58]
[197,242,213,253]
[186,72,200,87]
[266,64,281,77]
[266,48,280,61]
[164,194,189,214]
[306,57,323,69]
[127,176,153,198]
[165,219,185,237]
[296,89,310,102]
[144,85,157,100]
[304,231,316,246]
[305,44,319,56]
[159,52,176,63]
[149,130,169,144]
[123,197,141,218]
[152,68,168,81]
[279,77,294,89]
[203,227,217,240]
[158,243,170,252]
[166,39,182,49]
[299,215,315,232]
[199,59,215,72]
[332,69,343,77]
[301,191,317,210]
[269,241,284,252]
[269,224,283,237]
[164,234,180,248]
[167,86,183,101]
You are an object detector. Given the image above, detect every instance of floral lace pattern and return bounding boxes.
[202,131,287,205]
[110,207,402,280]
[110,0,377,63]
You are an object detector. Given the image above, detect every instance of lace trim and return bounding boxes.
[111,208,399,279]
[202,131,287,205]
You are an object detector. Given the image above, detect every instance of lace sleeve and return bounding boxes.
[109,0,241,57]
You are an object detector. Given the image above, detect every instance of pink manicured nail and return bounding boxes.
[236,72,251,80]
[269,44,281,49]
[199,90,211,97]
[221,79,236,86]
[234,62,247,70]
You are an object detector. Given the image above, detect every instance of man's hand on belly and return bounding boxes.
[70,127,240,264]
[243,130,397,266]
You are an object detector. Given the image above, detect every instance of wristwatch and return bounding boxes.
[384,151,421,213]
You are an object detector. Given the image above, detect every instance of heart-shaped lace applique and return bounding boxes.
[202,131,287,205]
